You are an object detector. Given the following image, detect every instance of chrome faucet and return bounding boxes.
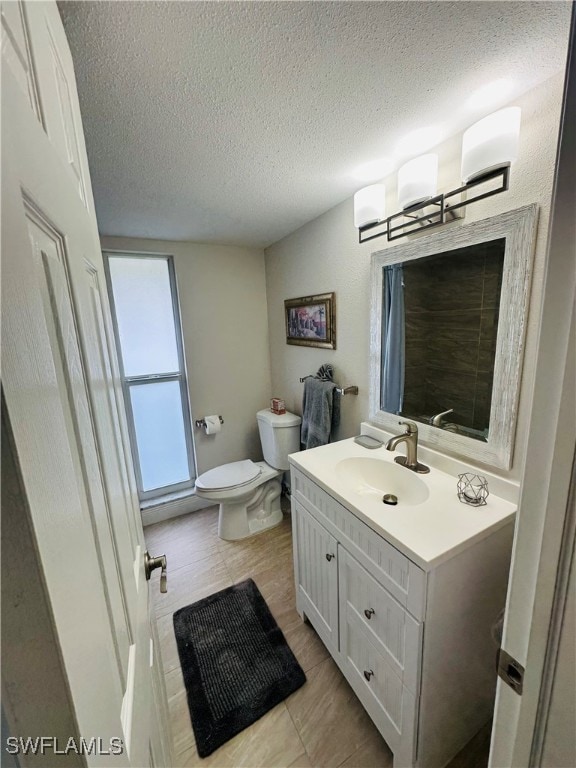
[385,420,430,474]
[431,408,453,427]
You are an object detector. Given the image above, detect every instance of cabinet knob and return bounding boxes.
[364,608,375,620]
[325,553,335,562]
[364,669,374,682]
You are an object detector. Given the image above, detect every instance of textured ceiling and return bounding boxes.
[59,1,571,248]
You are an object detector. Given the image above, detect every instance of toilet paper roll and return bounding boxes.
[204,415,221,435]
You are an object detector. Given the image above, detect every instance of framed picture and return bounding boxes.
[284,292,336,349]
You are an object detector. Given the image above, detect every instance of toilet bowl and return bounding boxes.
[194,409,301,540]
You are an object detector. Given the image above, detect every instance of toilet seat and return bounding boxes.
[195,460,262,492]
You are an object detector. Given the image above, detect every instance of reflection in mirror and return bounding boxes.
[381,239,505,442]
[370,205,538,470]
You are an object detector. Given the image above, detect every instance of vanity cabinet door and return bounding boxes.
[294,501,339,654]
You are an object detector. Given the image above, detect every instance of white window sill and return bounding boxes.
[141,486,212,526]
[140,486,196,511]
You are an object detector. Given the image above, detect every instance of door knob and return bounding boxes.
[364,608,375,620]
[144,551,167,593]
[325,553,335,562]
[364,669,374,682]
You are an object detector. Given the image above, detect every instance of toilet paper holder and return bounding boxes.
[195,416,224,429]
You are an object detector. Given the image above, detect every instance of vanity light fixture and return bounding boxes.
[397,154,438,210]
[461,106,521,182]
[354,184,386,229]
[355,107,520,244]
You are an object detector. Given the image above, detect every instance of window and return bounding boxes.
[104,252,195,501]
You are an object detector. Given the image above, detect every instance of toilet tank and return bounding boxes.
[256,409,301,470]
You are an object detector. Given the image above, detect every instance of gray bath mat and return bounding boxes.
[173,578,306,757]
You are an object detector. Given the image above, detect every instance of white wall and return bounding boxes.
[264,72,566,482]
[100,237,271,475]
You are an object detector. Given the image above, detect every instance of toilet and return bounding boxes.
[194,409,301,540]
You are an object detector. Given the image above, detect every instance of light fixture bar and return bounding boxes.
[356,217,389,244]
[387,192,445,241]
[444,165,509,213]
[358,166,509,244]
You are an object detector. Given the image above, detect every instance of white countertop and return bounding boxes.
[289,437,516,571]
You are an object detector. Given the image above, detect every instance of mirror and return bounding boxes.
[381,238,505,441]
[370,205,538,469]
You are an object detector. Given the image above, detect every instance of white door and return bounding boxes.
[1,1,170,764]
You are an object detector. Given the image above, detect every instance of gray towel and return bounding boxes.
[301,377,340,449]
[316,363,334,382]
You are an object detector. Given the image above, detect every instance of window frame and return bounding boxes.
[103,250,196,502]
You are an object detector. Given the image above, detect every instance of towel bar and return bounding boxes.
[336,386,359,396]
[299,376,358,396]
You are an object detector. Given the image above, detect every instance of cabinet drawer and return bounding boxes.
[339,548,421,694]
[342,615,417,758]
[293,468,426,620]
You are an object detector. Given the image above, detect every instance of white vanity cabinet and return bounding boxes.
[290,464,514,768]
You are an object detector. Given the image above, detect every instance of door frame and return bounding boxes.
[489,9,575,766]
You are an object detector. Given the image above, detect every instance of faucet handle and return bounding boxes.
[399,420,418,434]
[430,408,454,427]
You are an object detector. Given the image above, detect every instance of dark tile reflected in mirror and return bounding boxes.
[381,238,505,441]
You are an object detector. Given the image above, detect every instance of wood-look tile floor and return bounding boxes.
[145,505,491,768]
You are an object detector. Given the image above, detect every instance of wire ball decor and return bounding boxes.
[457,473,489,506]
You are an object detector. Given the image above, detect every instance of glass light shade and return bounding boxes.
[354,184,386,228]
[461,106,521,183]
[397,154,438,210]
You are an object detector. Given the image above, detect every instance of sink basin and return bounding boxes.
[336,457,430,506]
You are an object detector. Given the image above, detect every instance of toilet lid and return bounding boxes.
[195,460,262,491]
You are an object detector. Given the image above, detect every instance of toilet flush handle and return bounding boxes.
[144,551,168,593]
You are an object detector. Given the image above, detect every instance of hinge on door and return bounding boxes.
[497,648,525,695]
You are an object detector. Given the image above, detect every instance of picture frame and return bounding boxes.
[284,292,336,349]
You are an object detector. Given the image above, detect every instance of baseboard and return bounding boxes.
[141,493,213,526]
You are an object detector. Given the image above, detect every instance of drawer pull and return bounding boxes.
[364,608,375,620]
[364,669,374,682]
[325,553,335,562]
